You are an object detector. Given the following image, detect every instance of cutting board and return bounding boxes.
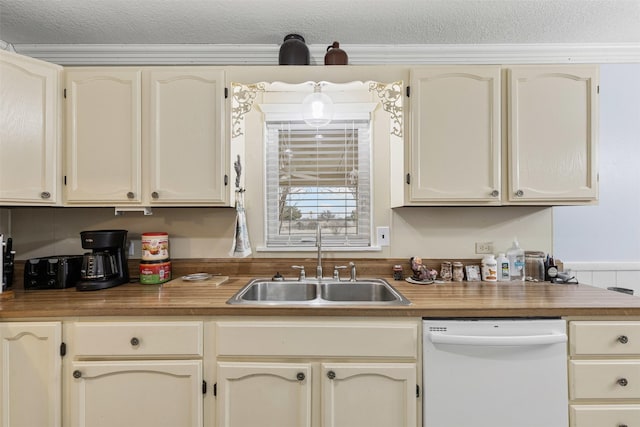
[161,275,229,288]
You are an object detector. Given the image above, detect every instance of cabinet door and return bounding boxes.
[409,66,501,204]
[69,360,202,427]
[321,363,416,427]
[0,322,62,427]
[144,68,228,205]
[217,362,312,427]
[0,51,61,206]
[508,65,598,203]
[65,68,142,204]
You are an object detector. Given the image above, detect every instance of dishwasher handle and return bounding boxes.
[429,332,567,346]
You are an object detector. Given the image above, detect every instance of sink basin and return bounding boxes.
[227,278,410,306]
[320,281,399,302]
[240,281,317,302]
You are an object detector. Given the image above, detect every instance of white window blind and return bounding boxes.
[265,120,372,248]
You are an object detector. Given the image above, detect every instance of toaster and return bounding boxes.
[24,255,84,290]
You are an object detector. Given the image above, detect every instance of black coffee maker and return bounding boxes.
[77,230,129,291]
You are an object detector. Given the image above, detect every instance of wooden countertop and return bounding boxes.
[3,276,640,318]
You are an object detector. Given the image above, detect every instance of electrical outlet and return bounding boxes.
[475,241,494,254]
[377,226,390,246]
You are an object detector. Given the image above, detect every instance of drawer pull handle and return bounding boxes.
[296,372,305,381]
[619,424,628,427]
[130,337,140,346]
[327,370,336,380]
[618,335,629,344]
[617,378,629,387]
[73,370,82,379]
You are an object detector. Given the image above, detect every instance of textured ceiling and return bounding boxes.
[0,0,639,46]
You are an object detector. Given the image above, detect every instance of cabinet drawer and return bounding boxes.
[216,320,418,358]
[571,321,640,355]
[71,321,203,357]
[571,404,640,427]
[570,360,640,400]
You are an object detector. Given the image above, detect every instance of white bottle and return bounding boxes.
[506,238,526,281]
[481,254,498,282]
[496,253,510,281]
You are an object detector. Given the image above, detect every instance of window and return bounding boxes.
[265,120,372,249]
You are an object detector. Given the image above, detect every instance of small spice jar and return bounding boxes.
[392,265,404,281]
[452,262,464,282]
[440,261,452,281]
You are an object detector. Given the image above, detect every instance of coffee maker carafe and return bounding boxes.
[77,230,129,291]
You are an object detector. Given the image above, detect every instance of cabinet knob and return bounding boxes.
[40,191,51,199]
[151,191,159,199]
[296,372,305,381]
[617,378,629,387]
[73,370,82,379]
[130,337,140,346]
[327,370,336,380]
[515,189,524,197]
[127,191,135,199]
[490,190,499,197]
[618,335,629,344]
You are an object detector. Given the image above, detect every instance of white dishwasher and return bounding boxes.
[423,318,568,427]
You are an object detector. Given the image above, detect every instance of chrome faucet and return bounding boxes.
[349,261,357,282]
[316,223,323,279]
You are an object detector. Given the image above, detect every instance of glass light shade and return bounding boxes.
[302,92,334,127]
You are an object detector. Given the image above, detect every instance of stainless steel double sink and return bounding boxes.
[227,278,411,306]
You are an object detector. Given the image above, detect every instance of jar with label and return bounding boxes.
[392,265,404,281]
[452,262,464,282]
[481,255,498,282]
[440,262,452,281]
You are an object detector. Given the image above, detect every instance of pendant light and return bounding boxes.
[302,83,334,128]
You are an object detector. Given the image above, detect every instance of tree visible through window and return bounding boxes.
[265,120,372,248]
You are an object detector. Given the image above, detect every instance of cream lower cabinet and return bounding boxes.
[64,320,205,427]
[214,319,419,427]
[64,67,228,206]
[0,321,62,427]
[569,321,640,427]
[0,51,62,206]
[217,362,312,427]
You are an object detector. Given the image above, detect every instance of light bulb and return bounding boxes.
[302,91,334,127]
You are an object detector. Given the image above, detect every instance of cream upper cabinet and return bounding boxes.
[0,322,62,427]
[0,51,62,206]
[408,66,501,205]
[64,68,142,204]
[65,67,229,206]
[507,65,599,203]
[143,68,227,205]
[404,64,598,206]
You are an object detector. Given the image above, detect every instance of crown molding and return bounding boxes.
[12,43,640,65]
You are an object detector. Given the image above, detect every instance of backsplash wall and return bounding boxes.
[9,205,552,261]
